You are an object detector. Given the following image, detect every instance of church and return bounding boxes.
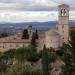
[0,4,70,51]
[39,4,69,49]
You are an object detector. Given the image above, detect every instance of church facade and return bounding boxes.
[0,4,70,51]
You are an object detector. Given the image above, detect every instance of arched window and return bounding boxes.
[61,9,66,16]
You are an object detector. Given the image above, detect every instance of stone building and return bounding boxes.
[38,4,69,49]
[0,26,33,52]
[0,4,70,51]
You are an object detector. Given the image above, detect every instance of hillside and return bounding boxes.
[0,20,74,33]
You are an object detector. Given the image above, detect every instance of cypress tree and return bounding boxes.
[22,29,29,39]
[31,32,37,47]
[42,45,50,75]
[35,29,39,39]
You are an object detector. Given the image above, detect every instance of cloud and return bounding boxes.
[0,0,74,23]
[0,0,27,3]
[0,0,58,11]
[53,0,75,10]
[0,0,74,11]
[0,11,58,22]
[0,11,74,23]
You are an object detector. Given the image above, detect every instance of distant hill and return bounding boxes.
[0,20,75,33]
[69,20,75,27]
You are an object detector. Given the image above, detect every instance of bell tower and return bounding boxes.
[58,4,69,44]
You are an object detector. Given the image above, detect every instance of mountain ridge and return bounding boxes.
[0,20,74,33]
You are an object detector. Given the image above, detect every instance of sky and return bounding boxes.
[0,0,74,22]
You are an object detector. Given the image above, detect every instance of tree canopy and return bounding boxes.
[22,29,29,39]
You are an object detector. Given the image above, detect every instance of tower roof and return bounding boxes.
[58,4,69,8]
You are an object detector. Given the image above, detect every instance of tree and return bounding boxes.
[3,49,15,59]
[2,49,16,65]
[3,63,31,75]
[15,47,27,63]
[15,46,40,63]
[60,43,73,75]
[0,52,8,73]
[31,67,42,75]
[3,62,42,75]
[35,29,39,39]
[42,46,57,75]
[26,45,40,62]
[42,45,50,75]
[22,29,29,39]
[0,32,8,38]
[31,32,37,47]
[69,30,75,74]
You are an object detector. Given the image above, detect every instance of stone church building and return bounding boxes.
[0,4,70,51]
[39,4,69,49]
